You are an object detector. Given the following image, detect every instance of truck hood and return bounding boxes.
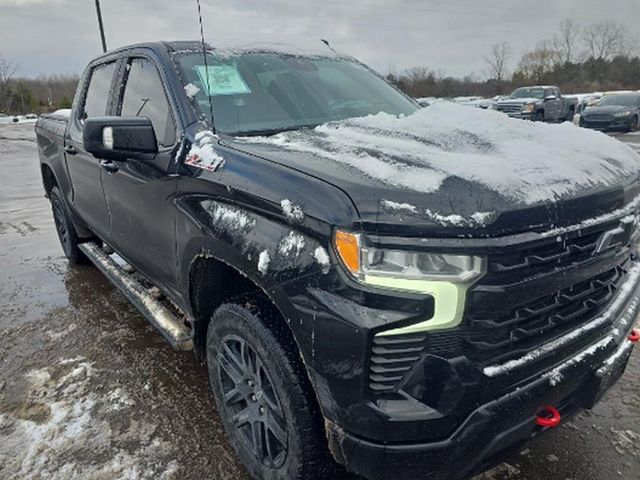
[224,102,640,237]
[497,98,542,105]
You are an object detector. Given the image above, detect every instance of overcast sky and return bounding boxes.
[1,0,639,78]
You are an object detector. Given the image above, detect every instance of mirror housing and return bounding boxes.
[83,116,157,161]
[544,95,558,101]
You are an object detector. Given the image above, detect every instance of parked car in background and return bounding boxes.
[494,86,577,122]
[580,93,640,132]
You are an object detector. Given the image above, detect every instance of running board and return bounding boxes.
[79,242,193,350]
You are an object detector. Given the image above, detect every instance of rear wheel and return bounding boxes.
[50,186,87,264]
[206,302,336,480]
[565,107,575,122]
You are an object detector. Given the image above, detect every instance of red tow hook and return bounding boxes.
[536,406,561,428]
[629,329,640,343]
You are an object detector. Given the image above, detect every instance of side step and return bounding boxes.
[79,242,193,350]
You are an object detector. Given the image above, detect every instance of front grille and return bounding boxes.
[464,262,628,366]
[463,217,634,370]
[496,103,523,114]
[368,333,426,392]
[585,115,613,122]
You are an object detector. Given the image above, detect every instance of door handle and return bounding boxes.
[64,144,77,155]
[100,159,119,174]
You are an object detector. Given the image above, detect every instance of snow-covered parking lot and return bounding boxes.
[1,122,640,480]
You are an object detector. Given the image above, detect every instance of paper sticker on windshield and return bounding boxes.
[196,65,251,96]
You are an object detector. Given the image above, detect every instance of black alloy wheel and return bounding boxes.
[218,334,288,468]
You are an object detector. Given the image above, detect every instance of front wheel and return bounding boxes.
[206,301,336,480]
[50,186,87,264]
[628,116,638,132]
[532,110,545,122]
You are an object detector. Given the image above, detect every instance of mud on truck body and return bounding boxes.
[35,41,640,480]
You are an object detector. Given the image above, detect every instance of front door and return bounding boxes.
[65,61,118,239]
[101,56,180,292]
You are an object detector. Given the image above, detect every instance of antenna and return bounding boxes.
[94,0,107,53]
[321,38,336,54]
[196,0,216,133]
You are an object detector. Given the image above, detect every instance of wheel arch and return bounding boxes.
[41,163,58,197]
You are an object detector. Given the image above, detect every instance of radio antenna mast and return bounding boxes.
[94,0,107,53]
[196,0,216,132]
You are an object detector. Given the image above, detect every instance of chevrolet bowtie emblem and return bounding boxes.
[593,217,634,255]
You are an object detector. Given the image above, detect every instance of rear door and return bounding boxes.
[65,60,119,238]
[101,55,180,291]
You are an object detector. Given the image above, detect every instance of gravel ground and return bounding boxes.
[1,122,640,480]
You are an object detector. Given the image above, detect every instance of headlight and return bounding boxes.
[334,230,483,282]
[521,103,535,113]
[614,110,633,117]
[334,230,486,335]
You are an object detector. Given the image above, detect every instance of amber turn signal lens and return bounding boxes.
[334,230,360,274]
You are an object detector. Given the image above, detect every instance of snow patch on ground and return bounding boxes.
[242,102,640,205]
[280,199,304,222]
[313,246,331,274]
[185,130,225,172]
[0,358,179,479]
[278,231,305,257]
[258,250,271,274]
[381,200,418,214]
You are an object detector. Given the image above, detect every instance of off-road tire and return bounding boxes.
[50,186,87,264]
[206,301,336,480]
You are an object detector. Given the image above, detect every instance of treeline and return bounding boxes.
[387,19,640,98]
[2,18,639,113]
[0,57,78,115]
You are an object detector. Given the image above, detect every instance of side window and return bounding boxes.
[555,88,561,98]
[120,58,175,147]
[83,62,117,118]
[544,89,553,99]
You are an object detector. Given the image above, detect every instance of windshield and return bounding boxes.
[509,87,545,99]
[175,51,417,135]
[595,94,640,107]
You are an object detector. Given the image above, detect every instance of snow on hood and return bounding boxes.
[241,102,640,206]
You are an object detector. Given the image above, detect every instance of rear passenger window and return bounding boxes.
[83,62,117,118]
[120,58,175,147]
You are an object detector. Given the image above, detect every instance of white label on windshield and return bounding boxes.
[196,65,251,96]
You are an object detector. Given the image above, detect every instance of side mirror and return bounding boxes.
[544,95,557,101]
[83,116,157,161]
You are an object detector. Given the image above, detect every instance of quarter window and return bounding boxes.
[83,62,117,118]
[120,58,175,146]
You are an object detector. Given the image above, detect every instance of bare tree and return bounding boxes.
[484,42,512,83]
[0,55,18,112]
[517,40,556,83]
[582,20,634,60]
[553,18,581,63]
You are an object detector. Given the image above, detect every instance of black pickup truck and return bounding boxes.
[35,41,640,480]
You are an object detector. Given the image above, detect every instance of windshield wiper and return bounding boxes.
[231,123,322,137]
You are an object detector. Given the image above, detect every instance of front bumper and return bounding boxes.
[580,116,635,131]
[504,111,534,120]
[330,332,635,480]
